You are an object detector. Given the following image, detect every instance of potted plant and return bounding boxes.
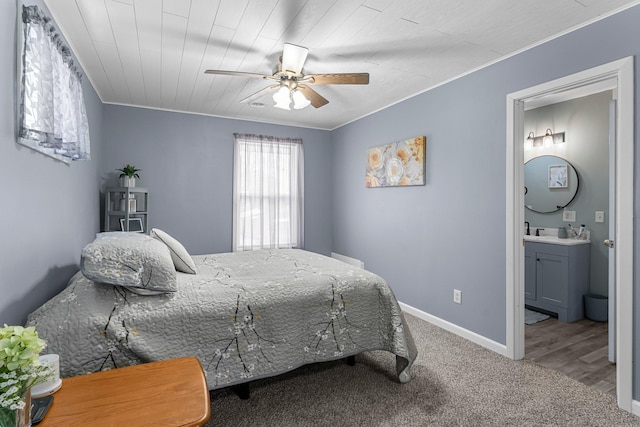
[117,164,141,187]
[0,325,53,427]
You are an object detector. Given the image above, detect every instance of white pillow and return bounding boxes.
[150,228,197,274]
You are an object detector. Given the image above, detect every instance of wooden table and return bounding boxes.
[39,357,210,427]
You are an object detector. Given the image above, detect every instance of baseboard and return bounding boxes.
[331,252,364,269]
[399,301,509,357]
[632,399,640,416]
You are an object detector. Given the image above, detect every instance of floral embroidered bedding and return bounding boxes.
[28,247,417,389]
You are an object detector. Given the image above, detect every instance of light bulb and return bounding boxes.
[273,86,291,110]
[292,90,310,109]
[543,129,553,146]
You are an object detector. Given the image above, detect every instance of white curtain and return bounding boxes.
[18,5,90,163]
[233,134,304,251]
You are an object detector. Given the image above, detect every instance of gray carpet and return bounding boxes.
[206,313,638,426]
[525,308,550,325]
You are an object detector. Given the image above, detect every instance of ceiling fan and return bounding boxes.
[205,43,369,110]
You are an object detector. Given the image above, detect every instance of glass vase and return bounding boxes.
[0,389,32,427]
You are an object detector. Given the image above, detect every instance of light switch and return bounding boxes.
[595,211,605,223]
[563,210,576,222]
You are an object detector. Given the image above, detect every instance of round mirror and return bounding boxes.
[524,155,579,213]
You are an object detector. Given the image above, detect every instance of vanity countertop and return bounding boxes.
[524,235,590,245]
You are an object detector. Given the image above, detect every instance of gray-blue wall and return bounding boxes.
[331,5,640,398]
[101,105,332,256]
[0,0,103,325]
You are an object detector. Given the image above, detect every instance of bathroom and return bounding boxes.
[524,90,611,313]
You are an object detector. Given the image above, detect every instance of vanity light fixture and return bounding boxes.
[525,129,565,147]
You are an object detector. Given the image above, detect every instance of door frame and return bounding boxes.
[505,57,634,412]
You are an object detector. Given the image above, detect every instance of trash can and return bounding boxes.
[584,294,608,322]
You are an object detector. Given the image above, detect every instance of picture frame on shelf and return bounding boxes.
[120,218,144,233]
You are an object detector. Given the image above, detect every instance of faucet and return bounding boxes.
[525,222,530,235]
[535,228,544,236]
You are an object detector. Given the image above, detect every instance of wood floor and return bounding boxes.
[524,314,615,396]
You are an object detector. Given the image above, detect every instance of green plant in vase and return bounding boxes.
[0,325,53,427]
[117,164,141,187]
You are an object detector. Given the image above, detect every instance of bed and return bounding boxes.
[27,231,417,391]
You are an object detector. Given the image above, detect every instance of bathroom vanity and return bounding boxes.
[524,234,590,322]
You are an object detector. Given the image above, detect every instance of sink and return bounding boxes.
[524,233,590,245]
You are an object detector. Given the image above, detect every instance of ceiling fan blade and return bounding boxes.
[240,84,280,104]
[281,43,309,75]
[305,73,369,85]
[297,85,329,108]
[204,69,271,79]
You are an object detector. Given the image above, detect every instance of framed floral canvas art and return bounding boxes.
[366,136,426,187]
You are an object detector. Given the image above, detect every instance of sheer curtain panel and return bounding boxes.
[233,134,304,251]
[18,4,90,163]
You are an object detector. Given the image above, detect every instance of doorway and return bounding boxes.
[522,90,615,394]
[505,57,634,412]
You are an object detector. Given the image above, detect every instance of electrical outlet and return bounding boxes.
[595,211,605,223]
[562,210,576,222]
[453,289,462,304]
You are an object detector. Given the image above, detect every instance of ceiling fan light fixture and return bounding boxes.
[205,42,368,111]
[292,90,310,110]
[273,86,291,110]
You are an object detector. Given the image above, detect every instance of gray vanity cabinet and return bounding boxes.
[524,241,590,322]
[524,249,537,300]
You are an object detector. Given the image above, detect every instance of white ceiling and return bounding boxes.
[44,0,637,130]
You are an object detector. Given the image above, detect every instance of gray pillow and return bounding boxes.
[81,232,177,293]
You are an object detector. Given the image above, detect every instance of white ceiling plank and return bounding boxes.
[319,6,382,50]
[363,0,397,12]
[299,0,363,48]
[138,47,161,108]
[173,0,221,111]
[105,0,146,105]
[94,40,132,102]
[259,0,309,40]
[188,25,236,111]
[318,5,412,64]
[269,0,338,45]
[573,0,633,13]
[163,0,191,18]
[75,0,114,43]
[134,0,162,107]
[221,0,279,68]
[453,2,591,54]
[215,0,250,30]
[134,0,162,46]
[160,12,189,109]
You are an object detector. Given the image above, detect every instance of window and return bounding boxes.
[233,134,304,251]
[17,4,90,163]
